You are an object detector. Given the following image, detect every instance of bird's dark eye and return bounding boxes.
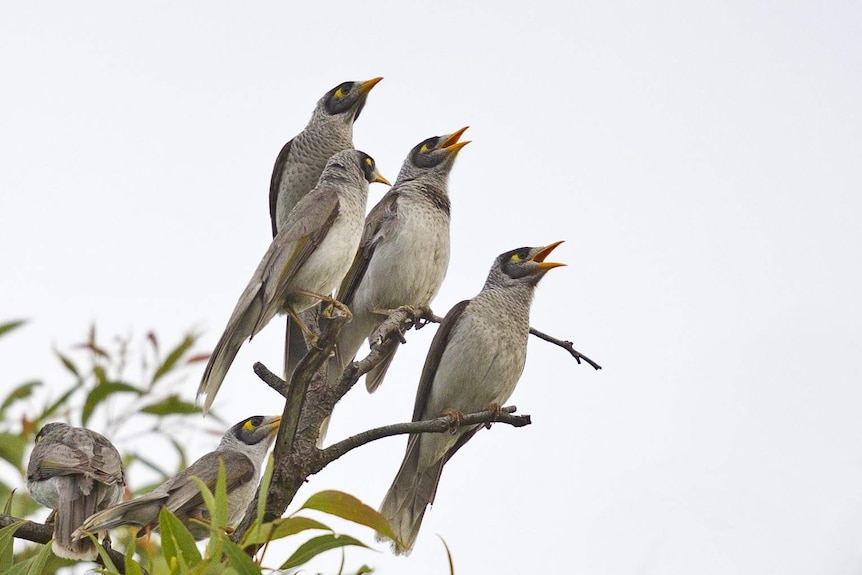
[510,249,529,263]
[244,416,263,431]
[334,83,353,99]
[419,137,439,153]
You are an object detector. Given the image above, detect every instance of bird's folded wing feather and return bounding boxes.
[269,138,294,237]
[163,450,256,516]
[411,299,471,422]
[263,187,341,308]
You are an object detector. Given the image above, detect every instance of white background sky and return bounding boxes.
[2,1,862,573]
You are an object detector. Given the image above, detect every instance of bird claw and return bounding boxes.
[441,409,465,434]
[484,403,503,429]
[322,300,352,321]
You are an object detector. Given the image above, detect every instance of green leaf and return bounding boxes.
[355,565,374,575]
[53,349,80,378]
[0,432,27,471]
[279,533,370,570]
[242,516,331,546]
[151,334,196,385]
[158,506,202,571]
[125,554,146,575]
[216,532,261,574]
[3,544,51,575]
[2,489,13,515]
[0,520,25,572]
[300,490,399,543]
[0,320,26,338]
[255,454,274,527]
[0,381,41,417]
[82,381,142,426]
[141,396,201,416]
[39,383,79,421]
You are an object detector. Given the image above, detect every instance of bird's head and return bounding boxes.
[488,241,567,288]
[223,415,282,450]
[319,77,383,123]
[396,127,470,183]
[324,150,391,188]
[34,422,69,442]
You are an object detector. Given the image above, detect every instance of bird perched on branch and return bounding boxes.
[269,77,382,379]
[27,422,125,561]
[75,415,281,541]
[198,150,390,412]
[327,128,469,393]
[270,77,383,237]
[378,242,565,554]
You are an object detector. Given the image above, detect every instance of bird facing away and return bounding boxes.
[270,77,383,237]
[328,127,470,393]
[197,150,390,413]
[74,415,281,541]
[27,422,125,561]
[378,242,565,554]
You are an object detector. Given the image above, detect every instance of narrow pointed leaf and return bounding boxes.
[255,455,274,527]
[217,532,261,574]
[125,555,146,575]
[0,520,24,572]
[279,533,370,570]
[0,320,26,338]
[300,490,399,542]
[82,381,142,426]
[39,383,79,421]
[53,349,80,377]
[159,506,202,569]
[141,396,201,416]
[242,516,331,546]
[90,535,119,574]
[151,334,196,385]
[0,381,40,417]
[0,432,27,470]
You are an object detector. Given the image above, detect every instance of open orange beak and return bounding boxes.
[531,241,566,270]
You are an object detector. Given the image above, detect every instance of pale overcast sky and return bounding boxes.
[2,1,862,573]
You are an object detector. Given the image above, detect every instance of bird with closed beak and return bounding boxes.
[378,242,566,554]
[75,415,281,541]
[270,77,383,237]
[27,422,125,561]
[198,150,390,412]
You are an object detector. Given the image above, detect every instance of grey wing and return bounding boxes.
[163,450,256,517]
[269,138,294,237]
[258,187,340,311]
[411,300,471,422]
[85,431,125,486]
[336,189,400,306]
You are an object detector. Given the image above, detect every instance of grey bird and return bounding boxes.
[327,128,470,393]
[197,150,390,412]
[74,415,281,541]
[270,77,383,237]
[378,242,565,554]
[270,78,382,376]
[27,422,125,561]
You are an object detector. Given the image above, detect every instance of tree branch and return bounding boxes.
[421,310,601,370]
[0,514,141,574]
[318,405,529,468]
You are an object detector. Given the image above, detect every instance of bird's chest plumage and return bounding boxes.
[426,297,530,418]
[358,198,450,310]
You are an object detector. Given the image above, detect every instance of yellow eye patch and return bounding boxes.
[335,87,345,99]
[420,143,429,153]
[243,419,257,431]
[365,157,373,167]
[510,253,522,262]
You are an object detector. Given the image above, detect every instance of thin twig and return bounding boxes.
[422,310,601,370]
[0,513,142,574]
[318,405,529,468]
[254,362,287,397]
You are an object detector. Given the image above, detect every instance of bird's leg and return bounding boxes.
[286,304,320,348]
[293,290,352,322]
[483,402,504,429]
[441,409,465,434]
